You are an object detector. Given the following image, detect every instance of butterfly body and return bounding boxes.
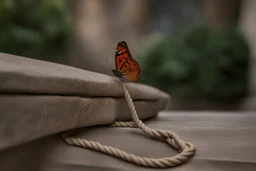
[112,69,123,78]
[112,41,140,82]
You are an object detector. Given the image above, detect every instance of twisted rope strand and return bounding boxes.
[62,81,196,168]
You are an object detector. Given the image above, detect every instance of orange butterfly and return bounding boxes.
[112,41,140,82]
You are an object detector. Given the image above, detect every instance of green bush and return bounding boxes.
[0,0,72,62]
[138,25,250,101]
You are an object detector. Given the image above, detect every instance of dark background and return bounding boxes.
[1,0,255,110]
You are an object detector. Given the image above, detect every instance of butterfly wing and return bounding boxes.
[114,41,140,82]
[120,58,140,82]
[115,41,132,71]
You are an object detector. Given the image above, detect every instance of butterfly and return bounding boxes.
[112,41,140,83]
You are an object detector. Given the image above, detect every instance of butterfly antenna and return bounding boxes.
[105,58,113,68]
[99,58,111,70]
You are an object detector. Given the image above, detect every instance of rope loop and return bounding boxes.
[62,80,196,168]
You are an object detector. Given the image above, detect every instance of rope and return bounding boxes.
[62,80,196,168]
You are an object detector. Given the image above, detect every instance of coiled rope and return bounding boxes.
[62,80,196,168]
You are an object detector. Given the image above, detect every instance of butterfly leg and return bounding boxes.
[120,77,130,82]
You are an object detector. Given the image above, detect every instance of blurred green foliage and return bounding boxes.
[0,0,72,62]
[138,25,250,101]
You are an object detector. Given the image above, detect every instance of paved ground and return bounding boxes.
[1,111,255,171]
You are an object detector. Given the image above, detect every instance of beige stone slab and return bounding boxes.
[0,53,170,102]
[0,52,170,153]
[0,95,162,151]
